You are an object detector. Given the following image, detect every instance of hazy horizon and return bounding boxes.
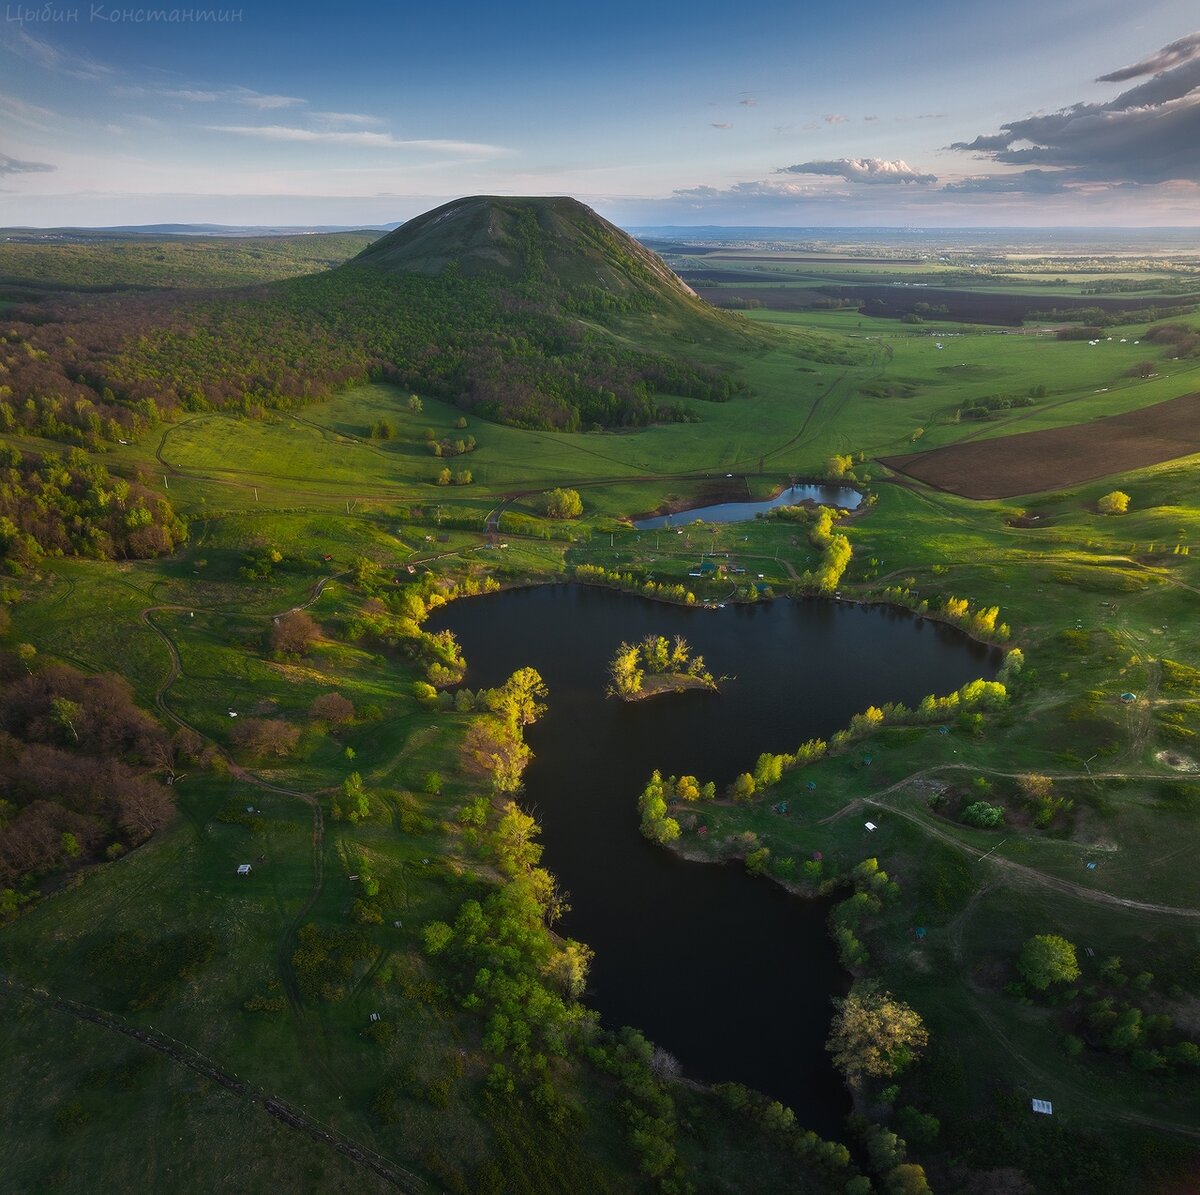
[3,217,1199,242]
[2,1,1199,228]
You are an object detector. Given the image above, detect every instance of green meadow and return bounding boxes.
[4,255,1200,1192]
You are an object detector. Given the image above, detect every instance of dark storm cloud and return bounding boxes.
[1097,32,1200,82]
[950,31,1200,184]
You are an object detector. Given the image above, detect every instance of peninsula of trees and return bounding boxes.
[607,634,716,701]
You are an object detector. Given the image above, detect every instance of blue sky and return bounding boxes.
[2,0,1199,226]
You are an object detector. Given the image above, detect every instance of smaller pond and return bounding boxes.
[634,483,863,530]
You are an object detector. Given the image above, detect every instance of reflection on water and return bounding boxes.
[634,484,862,530]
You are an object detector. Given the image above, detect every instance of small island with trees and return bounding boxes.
[607,634,718,701]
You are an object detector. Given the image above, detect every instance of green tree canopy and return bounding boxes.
[1019,934,1080,990]
[827,984,928,1084]
[542,487,583,519]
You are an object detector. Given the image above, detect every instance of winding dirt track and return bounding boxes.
[940,888,1200,1143]
[820,764,1200,920]
[0,973,425,1190]
[115,583,427,1184]
[138,587,335,1008]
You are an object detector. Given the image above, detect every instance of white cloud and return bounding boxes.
[0,92,58,130]
[115,84,305,109]
[779,157,937,184]
[672,178,838,203]
[312,112,383,126]
[1,30,113,81]
[207,125,509,157]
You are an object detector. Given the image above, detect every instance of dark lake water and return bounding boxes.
[430,585,998,1136]
[633,483,862,529]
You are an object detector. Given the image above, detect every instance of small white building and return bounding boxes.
[237,863,252,876]
[1031,1098,1053,1115]
[865,822,878,833]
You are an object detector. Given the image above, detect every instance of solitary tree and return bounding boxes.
[332,771,369,823]
[234,717,300,758]
[1097,490,1131,515]
[827,984,928,1084]
[407,394,423,413]
[542,488,583,519]
[1019,934,1080,990]
[309,692,354,726]
[271,610,319,656]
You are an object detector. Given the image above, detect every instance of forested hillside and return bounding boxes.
[0,198,811,440]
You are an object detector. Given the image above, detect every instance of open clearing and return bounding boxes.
[879,391,1200,499]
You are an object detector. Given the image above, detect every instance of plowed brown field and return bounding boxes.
[879,392,1200,499]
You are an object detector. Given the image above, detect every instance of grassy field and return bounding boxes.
[4,254,1200,1191]
[93,303,1200,525]
[661,245,1200,302]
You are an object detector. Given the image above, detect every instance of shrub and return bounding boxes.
[961,801,1005,828]
[1097,490,1130,515]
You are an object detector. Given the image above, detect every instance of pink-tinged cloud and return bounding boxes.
[779,157,936,184]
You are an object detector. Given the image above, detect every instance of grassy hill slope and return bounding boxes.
[355,195,699,304]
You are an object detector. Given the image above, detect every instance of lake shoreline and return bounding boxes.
[432,582,998,1131]
[630,479,863,528]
